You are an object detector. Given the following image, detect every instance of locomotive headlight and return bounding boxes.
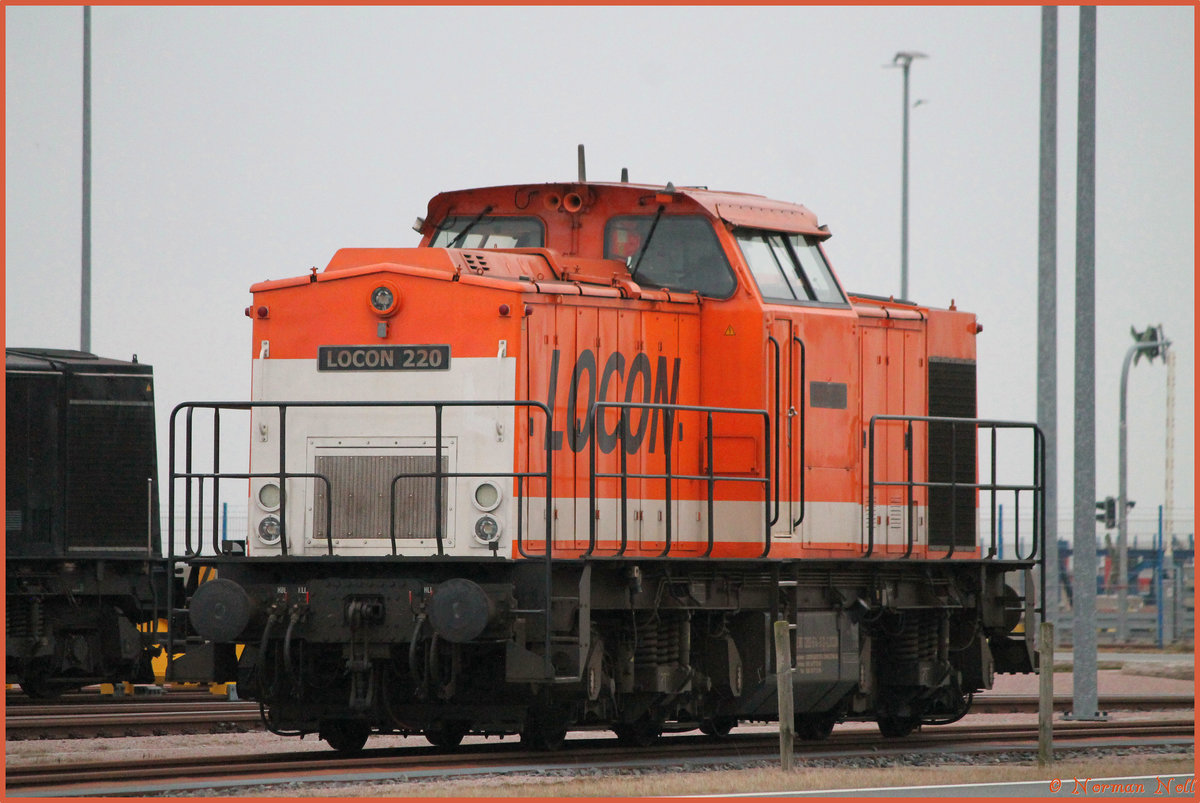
[472,481,502,512]
[257,515,282,545]
[257,482,281,511]
[368,282,400,316]
[473,515,502,545]
[371,286,393,311]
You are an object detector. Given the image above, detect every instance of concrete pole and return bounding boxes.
[81,6,92,353]
[1069,5,1103,722]
[1036,5,1060,639]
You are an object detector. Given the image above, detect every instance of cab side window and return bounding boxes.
[735,229,846,305]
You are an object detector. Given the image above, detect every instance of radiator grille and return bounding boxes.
[66,402,157,551]
[313,454,448,540]
[927,359,976,550]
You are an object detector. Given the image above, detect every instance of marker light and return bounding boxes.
[474,515,502,545]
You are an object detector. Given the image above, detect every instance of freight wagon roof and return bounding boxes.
[426,182,830,238]
[5,347,151,374]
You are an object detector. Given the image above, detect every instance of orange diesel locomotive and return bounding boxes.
[182,180,1043,751]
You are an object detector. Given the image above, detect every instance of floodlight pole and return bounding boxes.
[1036,5,1060,640]
[1069,5,1102,723]
[81,6,92,353]
[891,51,926,301]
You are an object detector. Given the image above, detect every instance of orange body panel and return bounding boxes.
[247,182,983,561]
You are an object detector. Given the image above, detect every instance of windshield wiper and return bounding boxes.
[628,204,666,282]
[445,205,494,249]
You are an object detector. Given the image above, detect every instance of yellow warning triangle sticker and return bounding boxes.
[724,326,735,336]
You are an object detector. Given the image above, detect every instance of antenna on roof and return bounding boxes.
[577,144,586,183]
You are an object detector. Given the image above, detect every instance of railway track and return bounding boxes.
[6,692,1192,740]
[7,719,1194,796]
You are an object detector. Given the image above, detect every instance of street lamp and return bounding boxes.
[889,51,927,301]
[1117,324,1170,642]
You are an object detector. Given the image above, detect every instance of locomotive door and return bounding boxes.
[777,308,860,551]
[859,322,913,554]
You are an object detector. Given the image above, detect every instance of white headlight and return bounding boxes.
[472,481,502,512]
[258,482,281,510]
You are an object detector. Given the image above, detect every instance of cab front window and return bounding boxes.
[430,215,545,249]
[604,215,737,298]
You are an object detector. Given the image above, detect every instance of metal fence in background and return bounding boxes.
[161,502,247,556]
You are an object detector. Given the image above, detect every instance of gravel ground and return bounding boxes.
[214,748,1195,798]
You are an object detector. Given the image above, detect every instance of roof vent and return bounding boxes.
[461,252,491,273]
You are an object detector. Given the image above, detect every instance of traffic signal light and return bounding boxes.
[1095,496,1117,529]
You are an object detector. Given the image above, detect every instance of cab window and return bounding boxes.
[603,215,737,298]
[735,230,846,305]
[430,216,545,249]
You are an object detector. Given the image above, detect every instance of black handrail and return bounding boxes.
[169,399,551,556]
[767,335,781,527]
[167,398,556,678]
[791,335,807,529]
[169,470,332,556]
[864,414,1045,565]
[586,400,772,558]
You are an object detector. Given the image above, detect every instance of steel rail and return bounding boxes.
[8,718,1193,794]
[7,693,1191,740]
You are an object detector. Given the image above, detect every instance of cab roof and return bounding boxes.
[424,182,830,240]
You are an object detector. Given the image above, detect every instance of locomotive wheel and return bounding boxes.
[424,721,469,749]
[321,720,370,753]
[795,713,836,741]
[876,714,922,739]
[613,716,661,748]
[699,716,737,737]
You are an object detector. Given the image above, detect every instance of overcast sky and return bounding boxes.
[6,5,1194,541]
